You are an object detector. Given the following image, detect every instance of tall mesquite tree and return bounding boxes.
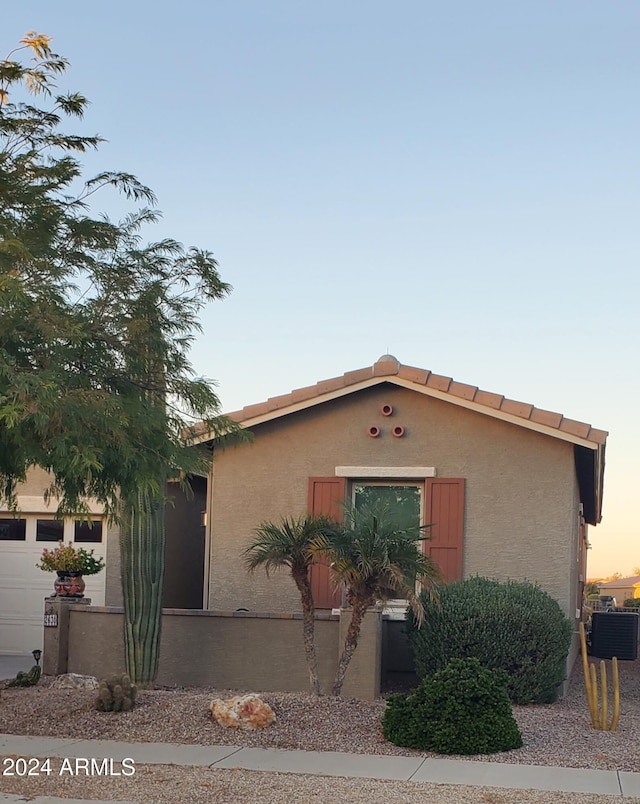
[0,34,241,685]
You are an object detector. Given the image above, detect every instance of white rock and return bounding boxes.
[51,673,100,690]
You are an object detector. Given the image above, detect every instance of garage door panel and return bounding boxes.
[0,517,107,655]
[0,617,44,654]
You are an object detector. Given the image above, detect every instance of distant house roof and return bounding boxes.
[194,355,607,523]
[599,576,640,590]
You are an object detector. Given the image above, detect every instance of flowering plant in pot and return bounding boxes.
[37,541,105,597]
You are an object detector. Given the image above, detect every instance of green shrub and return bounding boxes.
[407,577,572,704]
[382,657,523,754]
[623,598,640,609]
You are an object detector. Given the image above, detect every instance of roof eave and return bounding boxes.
[193,374,604,452]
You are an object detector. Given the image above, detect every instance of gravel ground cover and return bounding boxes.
[0,657,638,803]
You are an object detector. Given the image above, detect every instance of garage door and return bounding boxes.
[0,514,107,655]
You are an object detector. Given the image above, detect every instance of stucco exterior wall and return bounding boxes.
[12,466,54,495]
[47,603,381,699]
[104,522,123,607]
[208,383,581,619]
[598,584,640,602]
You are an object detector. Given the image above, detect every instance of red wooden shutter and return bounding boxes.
[307,477,346,609]
[425,478,465,582]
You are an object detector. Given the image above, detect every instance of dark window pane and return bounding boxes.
[354,485,421,527]
[36,519,64,542]
[0,518,26,541]
[74,520,103,543]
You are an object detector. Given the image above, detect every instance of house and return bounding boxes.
[0,467,208,656]
[193,354,607,672]
[598,576,640,603]
[19,354,608,696]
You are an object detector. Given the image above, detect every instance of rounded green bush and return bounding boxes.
[407,577,573,704]
[382,657,523,754]
[623,598,640,610]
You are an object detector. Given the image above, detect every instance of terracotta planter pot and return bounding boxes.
[54,571,85,598]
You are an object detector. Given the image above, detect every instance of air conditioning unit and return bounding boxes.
[590,612,639,660]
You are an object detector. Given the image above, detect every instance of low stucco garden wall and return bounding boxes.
[43,600,382,700]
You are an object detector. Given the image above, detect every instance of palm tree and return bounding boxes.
[244,515,334,696]
[313,502,441,696]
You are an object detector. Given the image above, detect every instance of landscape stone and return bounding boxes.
[51,673,100,690]
[210,693,276,730]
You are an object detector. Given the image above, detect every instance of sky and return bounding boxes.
[4,1,639,578]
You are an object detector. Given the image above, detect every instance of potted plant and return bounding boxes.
[37,541,106,598]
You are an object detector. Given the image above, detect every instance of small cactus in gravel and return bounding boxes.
[7,665,41,687]
[95,673,137,712]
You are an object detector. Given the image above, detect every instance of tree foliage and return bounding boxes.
[1,34,242,685]
[313,502,441,696]
[0,33,240,517]
[244,515,335,695]
[584,581,600,597]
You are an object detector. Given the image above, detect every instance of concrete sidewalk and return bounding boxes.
[1,733,639,801]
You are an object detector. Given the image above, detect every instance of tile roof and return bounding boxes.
[599,576,640,589]
[212,354,607,448]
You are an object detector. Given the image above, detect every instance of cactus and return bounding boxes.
[120,489,165,687]
[98,681,111,710]
[579,622,620,731]
[95,673,137,712]
[7,665,41,687]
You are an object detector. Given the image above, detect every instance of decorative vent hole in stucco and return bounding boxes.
[368,425,381,438]
[381,404,393,416]
[392,425,405,438]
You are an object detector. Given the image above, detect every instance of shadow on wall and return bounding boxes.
[163,476,207,609]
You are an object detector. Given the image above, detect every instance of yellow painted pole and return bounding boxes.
[610,657,620,732]
[600,661,608,731]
